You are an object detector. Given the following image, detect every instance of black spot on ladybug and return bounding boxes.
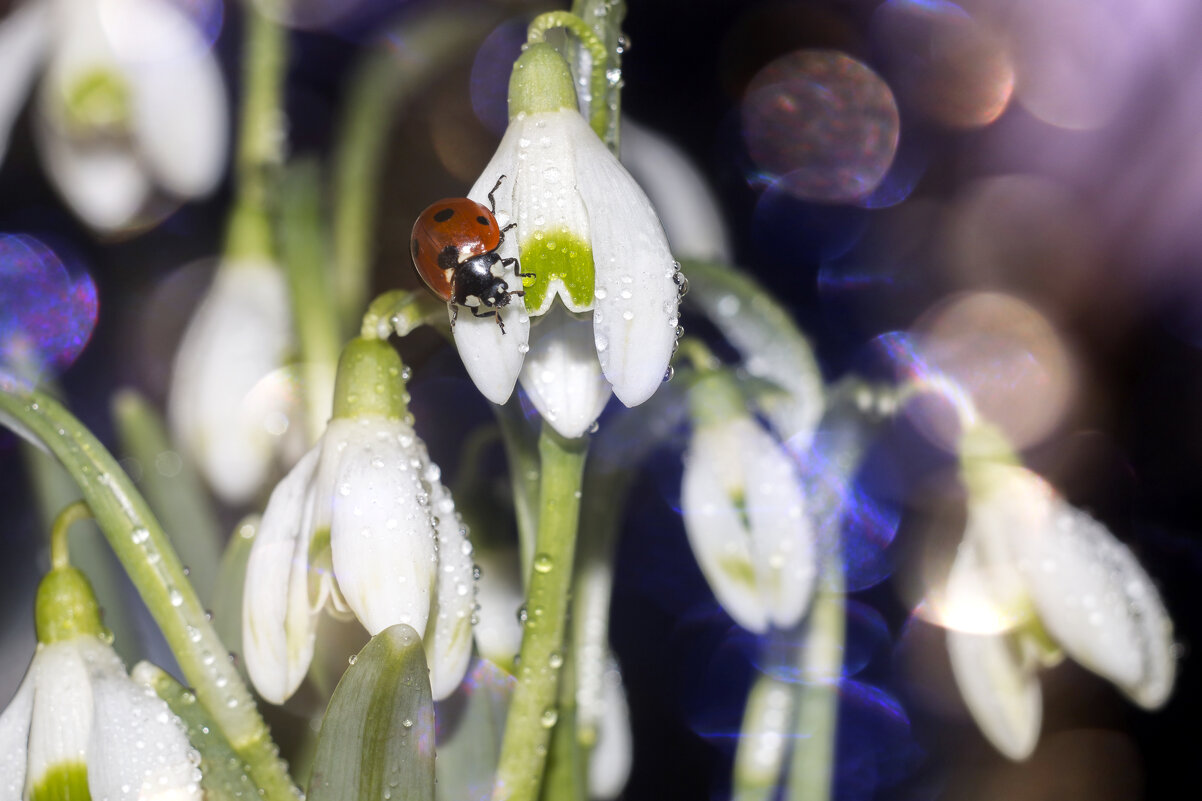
[433,208,455,223]
[411,237,420,258]
[477,216,489,225]
[438,244,459,272]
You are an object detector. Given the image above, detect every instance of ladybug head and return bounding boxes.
[482,277,512,308]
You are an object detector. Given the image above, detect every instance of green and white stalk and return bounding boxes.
[0,385,298,799]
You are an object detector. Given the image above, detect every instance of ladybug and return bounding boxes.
[410,175,533,333]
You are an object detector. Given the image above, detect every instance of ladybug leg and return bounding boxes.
[496,222,517,249]
[470,305,507,335]
[449,303,459,329]
[502,257,535,279]
[487,175,507,214]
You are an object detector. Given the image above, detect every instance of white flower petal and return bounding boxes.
[588,660,632,800]
[742,420,814,629]
[511,111,593,315]
[328,419,437,637]
[574,116,679,407]
[682,423,769,633]
[243,446,320,705]
[449,293,529,406]
[422,459,475,701]
[1014,496,1175,708]
[27,641,92,789]
[451,119,531,403]
[35,120,150,232]
[0,1,50,163]
[518,304,611,439]
[0,668,34,801]
[945,540,1042,761]
[472,546,523,669]
[110,0,226,196]
[86,650,200,800]
[620,119,731,262]
[168,261,294,504]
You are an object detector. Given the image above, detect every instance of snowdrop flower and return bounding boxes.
[942,424,1176,760]
[0,564,201,800]
[681,371,816,633]
[169,259,298,505]
[454,43,683,438]
[15,0,227,232]
[242,337,475,703]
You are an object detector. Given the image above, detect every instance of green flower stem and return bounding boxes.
[786,561,845,801]
[360,289,448,341]
[279,160,341,441]
[112,390,223,605]
[495,400,541,584]
[526,11,610,140]
[569,0,626,150]
[334,8,500,331]
[539,642,585,801]
[225,0,286,262]
[48,500,91,570]
[0,388,297,800]
[492,426,588,801]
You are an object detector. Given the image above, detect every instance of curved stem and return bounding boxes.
[49,500,91,571]
[359,289,448,340]
[0,386,297,800]
[492,426,588,801]
[527,12,609,140]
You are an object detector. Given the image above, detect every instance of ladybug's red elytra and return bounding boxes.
[410,175,533,333]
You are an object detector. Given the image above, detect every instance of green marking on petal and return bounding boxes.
[63,67,132,136]
[520,230,594,313]
[30,760,91,801]
[718,554,757,592]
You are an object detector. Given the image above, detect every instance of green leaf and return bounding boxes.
[435,659,515,801]
[211,515,259,672]
[307,624,435,801]
[135,662,258,801]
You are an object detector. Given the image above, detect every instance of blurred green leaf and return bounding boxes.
[307,624,435,801]
[211,515,258,668]
[112,389,222,604]
[435,658,515,801]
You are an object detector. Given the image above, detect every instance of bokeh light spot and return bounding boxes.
[870,0,1014,129]
[0,235,98,382]
[913,291,1077,451]
[742,50,900,203]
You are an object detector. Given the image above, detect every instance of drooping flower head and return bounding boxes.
[169,259,299,506]
[453,43,684,438]
[242,337,475,703]
[0,0,228,232]
[0,562,202,799]
[941,423,1176,759]
[681,370,816,633]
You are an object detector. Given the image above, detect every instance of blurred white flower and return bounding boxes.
[682,381,815,633]
[453,43,681,439]
[583,658,631,801]
[943,442,1176,760]
[471,545,523,670]
[169,260,298,506]
[242,338,475,703]
[0,574,201,801]
[32,0,227,232]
